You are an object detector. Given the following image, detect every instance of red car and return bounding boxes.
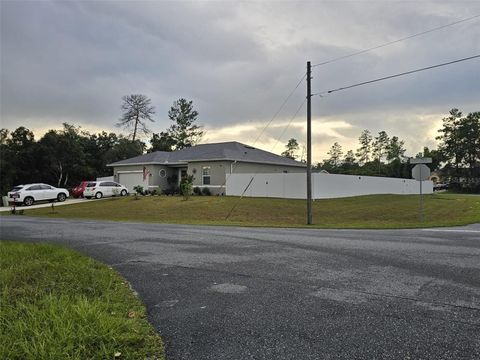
[71,181,90,198]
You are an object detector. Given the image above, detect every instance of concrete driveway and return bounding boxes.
[0,197,102,212]
[1,217,479,359]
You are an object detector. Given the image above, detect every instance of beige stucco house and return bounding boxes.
[107,141,306,194]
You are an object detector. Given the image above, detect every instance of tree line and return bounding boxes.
[281,108,479,192]
[0,96,203,195]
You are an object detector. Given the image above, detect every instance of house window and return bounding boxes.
[202,166,211,185]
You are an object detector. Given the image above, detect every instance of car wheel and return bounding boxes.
[120,189,127,196]
[95,192,103,199]
[24,197,34,206]
[57,193,67,202]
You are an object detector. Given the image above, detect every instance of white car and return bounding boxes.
[8,183,69,206]
[83,181,129,199]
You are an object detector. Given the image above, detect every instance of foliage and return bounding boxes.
[201,187,212,196]
[386,136,406,162]
[167,98,204,149]
[355,129,372,165]
[326,142,343,168]
[133,185,144,195]
[0,124,145,196]
[149,131,175,152]
[0,241,165,360]
[281,138,299,160]
[436,109,480,187]
[193,186,202,195]
[180,175,194,200]
[117,94,155,141]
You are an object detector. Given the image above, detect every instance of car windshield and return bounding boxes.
[86,182,97,187]
[11,186,23,191]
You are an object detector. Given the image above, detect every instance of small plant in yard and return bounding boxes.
[180,175,194,200]
[201,187,211,196]
[193,186,201,196]
[133,185,144,200]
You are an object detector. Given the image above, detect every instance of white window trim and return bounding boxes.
[202,166,211,185]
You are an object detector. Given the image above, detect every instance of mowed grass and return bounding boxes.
[16,193,480,228]
[0,241,165,360]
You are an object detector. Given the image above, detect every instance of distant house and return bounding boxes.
[107,141,306,194]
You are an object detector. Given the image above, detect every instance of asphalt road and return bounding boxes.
[1,217,480,360]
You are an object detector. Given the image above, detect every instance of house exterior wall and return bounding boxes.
[185,161,306,195]
[113,161,306,195]
[186,161,230,195]
[113,165,173,189]
[148,165,176,189]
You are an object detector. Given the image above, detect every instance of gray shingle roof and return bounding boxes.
[107,141,306,167]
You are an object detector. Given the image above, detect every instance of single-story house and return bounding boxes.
[107,141,306,194]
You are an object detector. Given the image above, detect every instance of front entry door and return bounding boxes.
[179,168,188,185]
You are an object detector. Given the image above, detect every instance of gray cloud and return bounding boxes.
[1,1,479,161]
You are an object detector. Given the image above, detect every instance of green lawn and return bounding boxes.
[12,193,480,228]
[0,241,165,360]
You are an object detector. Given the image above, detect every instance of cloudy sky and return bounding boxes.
[1,0,479,162]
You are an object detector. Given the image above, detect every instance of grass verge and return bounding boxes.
[8,193,480,228]
[0,241,165,360]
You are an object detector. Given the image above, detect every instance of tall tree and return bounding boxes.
[356,129,373,165]
[458,111,480,180]
[327,142,343,168]
[150,131,176,152]
[38,124,87,187]
[281,138,299,160]
[386,136,406,162]
[372,131,389,175]
[117,94,155,141]
[436,108,463,180]
[167,98,203,149]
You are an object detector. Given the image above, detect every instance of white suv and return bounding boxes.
[83,181,129,199]
[8,183,69,206]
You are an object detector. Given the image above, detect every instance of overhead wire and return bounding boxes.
[311,14,480,68]
[218,72,306,196]
[312,54,480,96]
[225,97,307,220]
[251,72,306,146]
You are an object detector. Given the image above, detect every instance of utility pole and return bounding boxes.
[306,61,313,225]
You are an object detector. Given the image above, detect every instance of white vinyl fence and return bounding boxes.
[226,173,433,199]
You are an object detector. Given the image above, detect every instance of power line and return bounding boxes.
[252,72,306,146]
[225,97,307,220]
[311,14,480,68]
[312,54,480,96]
[217,72,306,195]
[270,97,307,153]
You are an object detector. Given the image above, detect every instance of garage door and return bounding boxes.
[118,172,146,192]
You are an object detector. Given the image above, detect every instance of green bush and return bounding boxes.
[133,185,144,195]
[193,187,201,195]
[180,175,194,200]
[201,187,211,196]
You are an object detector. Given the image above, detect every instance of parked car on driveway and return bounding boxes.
[71,181,90,198]
[83,181,128,199]
[8,183,69,206]
[433,183,449,191]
